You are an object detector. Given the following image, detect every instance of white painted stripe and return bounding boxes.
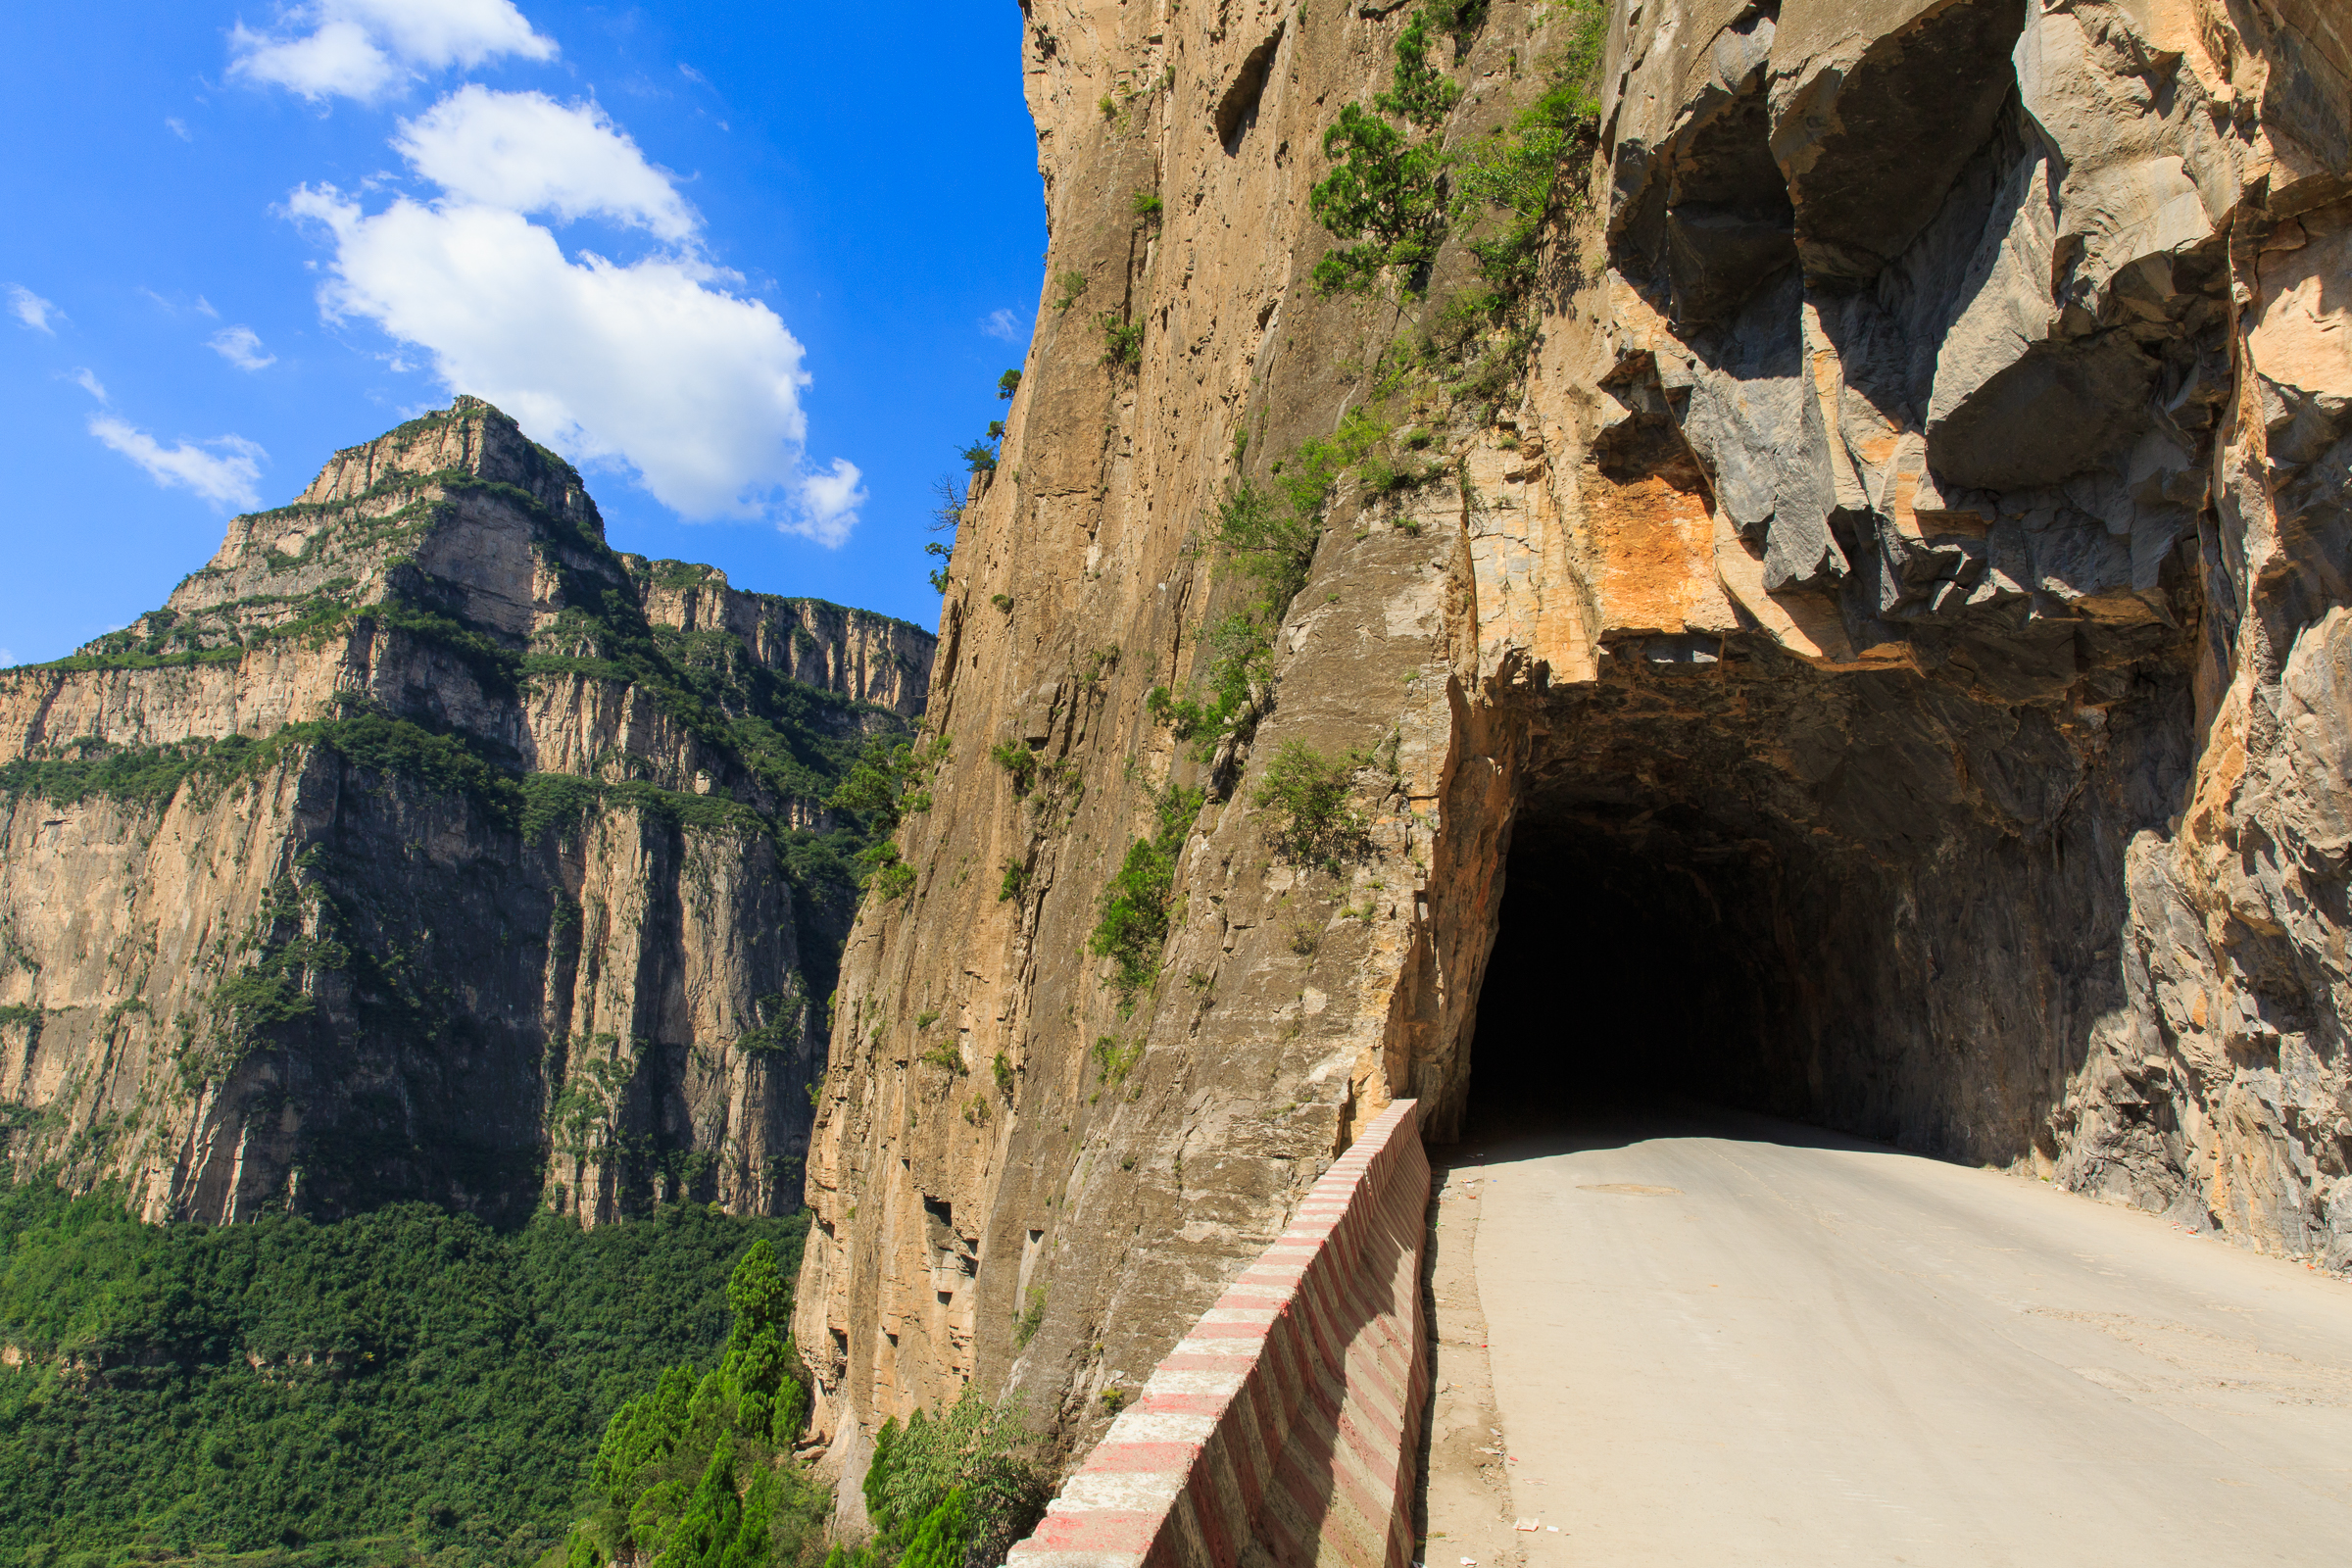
[1057,1469,1195,1513]
[1111,1409,1220,1444]
[1214,1281,1294,1300]
[1198,1306,1279,1325]
[1164,1337,1261,1362]
[1144,1367,1247,1396]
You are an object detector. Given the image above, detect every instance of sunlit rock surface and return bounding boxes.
[793,0,2351,1462]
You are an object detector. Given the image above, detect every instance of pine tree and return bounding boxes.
[897,1489,971,1568]
[668,1435,745,1568]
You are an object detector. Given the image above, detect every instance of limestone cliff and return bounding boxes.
[0,397,933,1225]
[794,0,2352,1463]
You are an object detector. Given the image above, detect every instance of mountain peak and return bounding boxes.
[292,396,602,537]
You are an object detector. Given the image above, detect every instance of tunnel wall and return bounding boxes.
[1465,629,2199,1168]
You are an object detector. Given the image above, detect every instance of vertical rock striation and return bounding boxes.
[0,397,932,1225]
[794,0,2352,1470]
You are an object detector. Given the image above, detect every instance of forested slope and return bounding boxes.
[0,1181,803,1566]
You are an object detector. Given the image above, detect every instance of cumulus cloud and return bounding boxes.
[229,0,556,104]
[394,86,696,241]
[981,308,1021,342]
[794,459,867,548]
[288,86,858,541]
[293,189,819,524]
[9,285,60,334]
[90,418,267,510]
[0,650,14,669]
[72,368,108,402]
[210,325,278,370]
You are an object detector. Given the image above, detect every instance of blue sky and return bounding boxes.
[0,1,1044,663]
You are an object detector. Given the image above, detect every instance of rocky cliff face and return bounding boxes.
[0,398,932,1226]
[793,0,2352,1461]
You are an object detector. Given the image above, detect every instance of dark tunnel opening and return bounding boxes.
[1465,811,1806,1142]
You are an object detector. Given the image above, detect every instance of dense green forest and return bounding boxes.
[0,1179,804,1567]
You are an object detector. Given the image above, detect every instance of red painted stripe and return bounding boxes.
[1023,1509,1167,1551]
[1134,1392,1229,1419]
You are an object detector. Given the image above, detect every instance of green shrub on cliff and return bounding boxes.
[1087,783,1205,1006]
[841,1392,1049,1568]
[1310,0,1606,303]
[1145,408,1388,768]
[1446,1,1608,307]
[1099,310,1144,368]
[1254,742,1370,872]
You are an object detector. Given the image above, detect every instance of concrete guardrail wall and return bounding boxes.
[1006,1099,1430,1568]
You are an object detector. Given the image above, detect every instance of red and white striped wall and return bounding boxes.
[1006,1099,1431,1568]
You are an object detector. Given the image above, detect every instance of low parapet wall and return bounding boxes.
[1007,1100,1430,1568]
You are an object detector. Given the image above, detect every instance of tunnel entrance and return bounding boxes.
[1464,809,1808,1141]
[1441,623,2181,1171]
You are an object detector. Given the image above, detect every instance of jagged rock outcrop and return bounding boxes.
[0,398,932,1225]
[794,0,2351,1466]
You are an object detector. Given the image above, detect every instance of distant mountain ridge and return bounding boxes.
[0,396,934,1226]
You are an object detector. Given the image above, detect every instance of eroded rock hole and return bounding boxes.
[1217,25,1283,155]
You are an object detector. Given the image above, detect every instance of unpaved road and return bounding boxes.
[1424,1106,2352,1566]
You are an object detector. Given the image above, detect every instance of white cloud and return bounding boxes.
[793,460,867,548]
[138,288,218,318]
[167,117,192,140]
[210,324,278,370]
[229,0,556,104]
[292,187,818,523]
[285,87,859,541]
[679,63,710,87]
[0,650,14,669]
[72,368,108,402]
[394,86,696,241]
[8,285,60,334]
[90,417,266,510]
[981,308,1021,342]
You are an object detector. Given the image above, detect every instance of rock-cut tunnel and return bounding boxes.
[1450,636,2174,1168]
[1467,810,1801,1138]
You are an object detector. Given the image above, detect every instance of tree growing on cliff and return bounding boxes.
[1087,783,1206,1008]
[1308,2,1472,294]
[837,1391,1050,1568]
[1309,104,1450,295]
[568,1240,825,1568]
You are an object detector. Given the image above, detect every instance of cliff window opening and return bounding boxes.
[1465,811,1806,1139]
[1217,25,1283,155]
